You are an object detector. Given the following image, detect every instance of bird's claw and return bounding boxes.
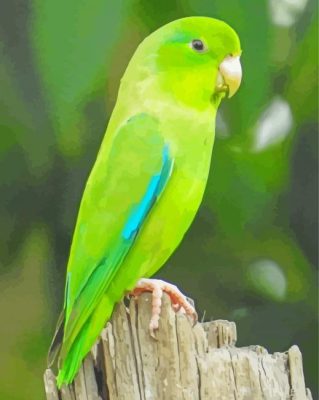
[130,278,197,337]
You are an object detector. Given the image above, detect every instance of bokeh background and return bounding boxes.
[0,0,317,398]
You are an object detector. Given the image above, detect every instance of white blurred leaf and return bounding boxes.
[269,0,309,27]
[253,96,293,151]
[247,259,287,301]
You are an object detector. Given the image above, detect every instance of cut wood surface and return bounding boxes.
[44,293,313,400]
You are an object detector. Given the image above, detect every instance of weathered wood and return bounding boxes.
[44,369,59,400]
[45,292,312,400]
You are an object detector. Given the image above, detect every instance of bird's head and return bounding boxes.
[124,17,242,110]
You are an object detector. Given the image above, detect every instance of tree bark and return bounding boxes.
[44,293,313,400]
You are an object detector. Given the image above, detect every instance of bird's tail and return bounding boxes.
[56,317,91,387]
[56,293,115,388]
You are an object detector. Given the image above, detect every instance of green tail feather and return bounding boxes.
[57,294,115,388]
[57,317,91,387]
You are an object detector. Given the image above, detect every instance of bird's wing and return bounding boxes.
[58,113,173,363]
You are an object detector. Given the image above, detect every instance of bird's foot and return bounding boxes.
[130,278,197,338]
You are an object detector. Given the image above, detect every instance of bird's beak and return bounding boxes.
[215,55,242,98]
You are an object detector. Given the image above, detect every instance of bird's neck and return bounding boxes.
[119,64,223,114]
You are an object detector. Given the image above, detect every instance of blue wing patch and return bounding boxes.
[122,144,173,240]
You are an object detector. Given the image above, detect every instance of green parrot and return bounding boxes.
[48,16,242,387]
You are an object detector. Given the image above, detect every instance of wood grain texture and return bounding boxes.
[45,292,312,400]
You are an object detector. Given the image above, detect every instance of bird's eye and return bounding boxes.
[190,39,206,53]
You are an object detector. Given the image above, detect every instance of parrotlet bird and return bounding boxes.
[48,16,242,387]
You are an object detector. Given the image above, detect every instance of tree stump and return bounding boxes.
[44,293,313,400]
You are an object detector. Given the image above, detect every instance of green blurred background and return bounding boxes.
[0,1,317,398]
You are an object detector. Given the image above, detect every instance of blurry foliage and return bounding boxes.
[0,1,317,399]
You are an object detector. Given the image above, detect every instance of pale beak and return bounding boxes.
[215,55,242,98]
